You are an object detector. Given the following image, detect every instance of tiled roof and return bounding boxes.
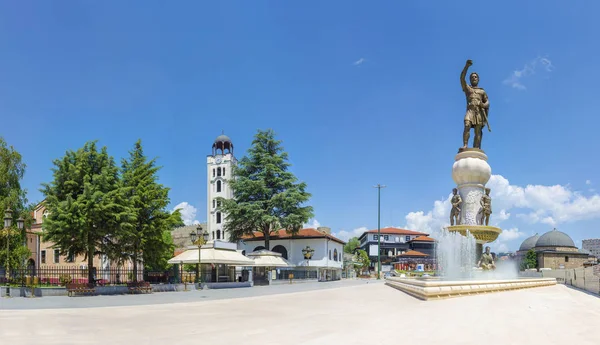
[361,227,428,237]
[410,235,435,242]
[241,228,346,245]
[399,250,429,257]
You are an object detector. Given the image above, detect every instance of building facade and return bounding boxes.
[238,227,345,281]
[206,134,235,242]
[582,239,600,258]
[358,227,434,269]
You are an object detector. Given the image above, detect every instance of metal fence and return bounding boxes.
[0,267,176,286]
[275,269,318,280]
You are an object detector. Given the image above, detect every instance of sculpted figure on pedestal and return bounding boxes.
[460,60,490,150]
[478,188,492,226]
[478,246,496,270]
[450,188,462,226]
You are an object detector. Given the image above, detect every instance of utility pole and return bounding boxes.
[373,184,386,279]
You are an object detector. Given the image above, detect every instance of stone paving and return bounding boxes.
[1,281,599,345]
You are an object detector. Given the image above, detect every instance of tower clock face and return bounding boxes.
[216,157,222,164]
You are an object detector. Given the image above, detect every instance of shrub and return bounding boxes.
[59,274,72,286]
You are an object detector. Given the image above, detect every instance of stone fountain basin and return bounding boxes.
[385,276,557,301]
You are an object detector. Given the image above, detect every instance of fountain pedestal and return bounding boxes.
[447,148,501,254]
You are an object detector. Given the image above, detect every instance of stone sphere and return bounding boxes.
[452,150,492,186]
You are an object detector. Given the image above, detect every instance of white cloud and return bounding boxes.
[404,196,451,234]
[586,180,592,185]
[172,202,200,225]
[353,58,365,66]
[334,226,368,242]
[304,219,321,229]
[503,56,554,90]
[498,227,525,242]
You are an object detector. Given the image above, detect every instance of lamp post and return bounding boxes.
[373,184,386,280]
[190,225,209,287]
[4,208,13,285]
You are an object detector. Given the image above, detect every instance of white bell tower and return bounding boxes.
[206,132,236,241]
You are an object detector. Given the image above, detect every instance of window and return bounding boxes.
[373,235,378,241]
[329,250,332,260]
[217,180,222,192]
[212,231,215,239]
[405,236,411,242]
[213,199,216,208]
[384,235,389,241]
[212,169,215,177]
[41,250,46,264]
[223,167,226,175]
[216,230,221,240]
[54,249,60,264]
[333,249,338,261]
[216,212,222,224]
[217,167,222,176]
[67,252,75,263]
[565,256,569,262]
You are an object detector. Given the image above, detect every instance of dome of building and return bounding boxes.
[212,132,233,155]
[519,233,540,252]
[535,228,576,248]
[214,134,232,144]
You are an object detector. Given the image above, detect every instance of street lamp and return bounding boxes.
[189,225,209,286]
[4,208,13,285]
[373,184,386,280]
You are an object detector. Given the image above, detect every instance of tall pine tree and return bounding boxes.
[41,141,132,283]
[218,129,313,250]
[118,140,174,278]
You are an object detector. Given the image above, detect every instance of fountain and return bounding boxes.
[385,59,556,300]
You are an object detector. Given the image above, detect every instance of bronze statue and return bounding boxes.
[460,60,490,150]
[478,188,492,225]
[478,246,496,270]
[450,188,462,226]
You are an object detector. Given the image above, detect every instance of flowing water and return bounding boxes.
[435,228,477,280]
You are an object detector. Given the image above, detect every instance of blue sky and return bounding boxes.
[1,1,599,252]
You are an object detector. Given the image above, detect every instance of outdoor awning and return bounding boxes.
[168,247,255,266]
[246,250,294,267]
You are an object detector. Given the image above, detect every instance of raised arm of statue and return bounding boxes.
[461,60,473,92]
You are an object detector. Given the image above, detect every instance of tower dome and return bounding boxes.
[212,132,233,155]
[519,233,540,252]
[535,228,576,248]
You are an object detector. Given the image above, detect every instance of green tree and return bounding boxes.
[218,129,313,250]
[355,249,370,276]
[117,140,175,279]
[41,141,132,283]
[344,237,360,254]
[0,137,32,273]
[521,249,538,270]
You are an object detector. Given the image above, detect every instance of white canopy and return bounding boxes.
[168,247,255,266]
[246,250,294,267]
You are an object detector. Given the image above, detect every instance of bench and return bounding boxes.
[66,283,95,297]
[127,281,153,294]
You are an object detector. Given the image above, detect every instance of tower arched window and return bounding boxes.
[216,230,221,240]
[223,167,226,176]
[213,199,216,208]
[329,250,332,260]
[213,169,215,177]
[216,180,222,192]
[212,231,215,239]
[217,167,222,176]
[216,212,222,224]
[334,249,338,262]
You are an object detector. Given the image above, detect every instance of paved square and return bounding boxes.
[1,282,599,345]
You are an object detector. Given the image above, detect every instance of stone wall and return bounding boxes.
[538,252,589,270]
[540,266,600,295]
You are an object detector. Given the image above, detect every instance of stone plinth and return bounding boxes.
[452,149,491,225]
[385,277,557,301]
